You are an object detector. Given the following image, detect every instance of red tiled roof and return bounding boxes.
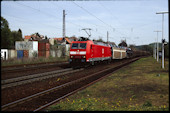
[53,38,72,44]
[65,38,72,44]
[25,36,31,39]
[54,38,63,41]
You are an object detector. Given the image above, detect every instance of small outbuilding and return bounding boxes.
[15,41,38,58]
[1,49,8,60]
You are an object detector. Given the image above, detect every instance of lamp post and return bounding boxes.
[156,12,168,69]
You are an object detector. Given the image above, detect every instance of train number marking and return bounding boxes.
[102,48,104,54]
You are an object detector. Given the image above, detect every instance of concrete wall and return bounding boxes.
[66,44,70,56]
[15,41,38,51]
[49,38,54,45]
[8,49,17,59]
[50,50,62,58]
[29,50,38,58]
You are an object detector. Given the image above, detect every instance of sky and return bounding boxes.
[1,0,169,46]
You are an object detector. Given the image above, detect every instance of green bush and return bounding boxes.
[142,101,152,107]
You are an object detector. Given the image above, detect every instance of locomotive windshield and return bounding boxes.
[80,43,86,49]
[72,43,78,49]
[71,43,86,49]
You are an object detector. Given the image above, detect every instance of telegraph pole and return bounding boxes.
[154,31,161,62]
[152,39,156,59]
[63,10,66,56]
[154,38,156,59]
[156,12,168,69]
[107,31,109,44]
[63,10,66,40]
[152,37,155,58]
[155,40,156,59]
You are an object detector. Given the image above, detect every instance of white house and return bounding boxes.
[1,49,8,60]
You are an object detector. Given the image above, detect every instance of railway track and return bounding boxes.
[1,62,69,73]
[2,60,68,68]
[1,62,70,80]
[1,57,141,111]
[1,68,83,89]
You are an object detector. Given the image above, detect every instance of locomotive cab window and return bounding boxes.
[71,43,86,49]
[80,43,86,49]
[72,43,78,49]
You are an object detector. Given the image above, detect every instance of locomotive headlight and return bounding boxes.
[82,56,86,58]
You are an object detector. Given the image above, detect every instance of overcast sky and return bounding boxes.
[1,0,169,46]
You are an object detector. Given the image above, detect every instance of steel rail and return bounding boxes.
[1,68,84,89]
[1,68,72,84]
[1,68,85,110]
[34,57,140,111]
[1,62,69,72]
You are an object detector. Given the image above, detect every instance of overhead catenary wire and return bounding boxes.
[72,1,130,36]
[97,1,168,45]
[3,14,62,30]
[72,1,130,43]
[97,1,131,32]
[15,1,116,41]
[15,2,61,21]
[72,1,112,30]
[97,1,134,39]
[14,1,101,38]
[6,1,127,43]
[50,1,113,41]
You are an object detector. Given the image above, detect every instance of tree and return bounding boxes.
[118,40,127,47]
[95,37,104,42]
[18,28,23,39]
[45,35,48,39]
[164,42,169,58]
[129,44,136,51]
[1,16,12,49]
[1,17,23,49]
[11,29,23,48]
[136,45,152,54]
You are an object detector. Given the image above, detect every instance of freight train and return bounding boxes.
[69,38,149,67]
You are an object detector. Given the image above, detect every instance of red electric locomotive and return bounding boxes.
[69,40,112,67]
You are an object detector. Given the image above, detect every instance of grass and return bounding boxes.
[1,56,69,66]
[46,56,169,111]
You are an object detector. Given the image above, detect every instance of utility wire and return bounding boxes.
[97,1,131,36]
[72,1,129,37]
[97,2,134,44]
[98,1,125,29]
[50,1,122,41]
[2,14,62,30]
[72,1,112,30]
[50,1,110,40]
[13,1,120,41]
[15,2,60,20]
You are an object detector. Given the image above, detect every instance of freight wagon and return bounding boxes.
[111,45,127,59]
